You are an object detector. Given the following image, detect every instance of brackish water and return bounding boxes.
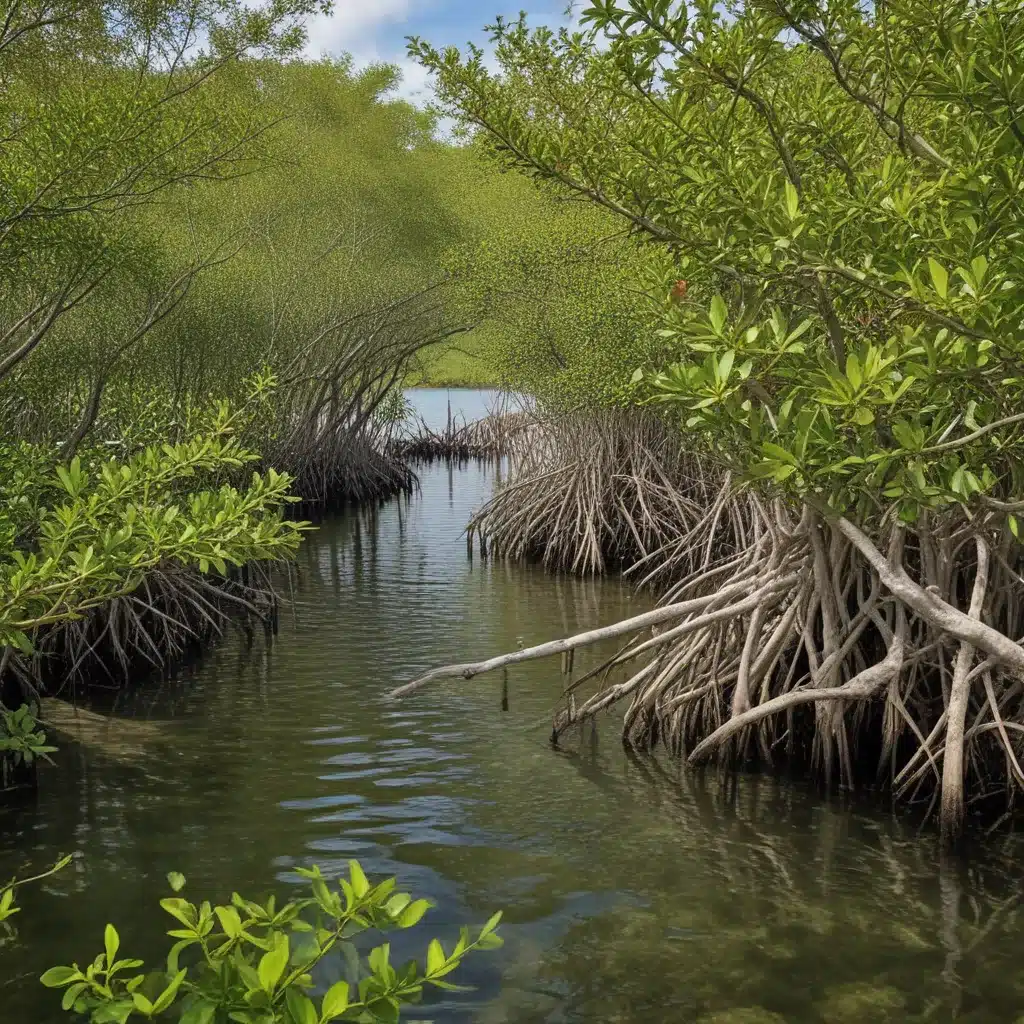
[3,390,1024,1023]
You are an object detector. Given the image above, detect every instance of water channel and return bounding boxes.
[3,390,1024,1023]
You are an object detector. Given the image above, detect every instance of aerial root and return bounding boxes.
[395,500,1024,836]
[467,407,730,576]
[2,563,283,693]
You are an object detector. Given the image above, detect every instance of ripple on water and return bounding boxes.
[6,393,1024,1023]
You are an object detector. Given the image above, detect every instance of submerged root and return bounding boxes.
[396,499,1024,839]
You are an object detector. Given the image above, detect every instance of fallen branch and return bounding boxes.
[387,575,795,699]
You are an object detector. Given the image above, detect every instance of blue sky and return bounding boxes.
[302,1,578,104]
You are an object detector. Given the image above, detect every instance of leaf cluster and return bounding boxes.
[414,0,1024,524]
[0,387,308,655]
[0,701,57,768]
[40,861,502,1024]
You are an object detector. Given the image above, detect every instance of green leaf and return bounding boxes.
[784,180,799,220]
[132,991,156,1015]
[479,911,502,938]
[257,935,290,992]
[151,968,187,1014]
[348,860,369,899]
[397,899,432,928]
[285,989,318,1024]
[783,322,813,350]
[105,923,120,967]
[845,353,862,390]
[93,1001,136,1024]
[9,630,34,655]
[385,893,411,918]
[366,997,401,1024]
[1010,515,1020,539]
[928,257,949,300]
[40,966,81,988]
[166,939,192,976]
[761,443,796,465]
[429,979,475,992]
[717,350,735,384]
[320,979,350,1020]
[971,253,988,286]
[215,905,243,939]
[708,294,728,334]
[160,898,197,930]
[167,872,186,894]
[178,1001,217,1024]
[426,938,445,976]
[61,982,88,1011]
[891,421,919,450]
[289,933,321,967]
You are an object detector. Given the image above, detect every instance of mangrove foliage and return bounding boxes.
[408,0,1024,841]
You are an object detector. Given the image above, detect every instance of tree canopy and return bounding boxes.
[409,1,1024,841]
[414,0,1024,528]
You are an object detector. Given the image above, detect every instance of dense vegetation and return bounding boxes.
[9,0,1024,1015]
[0,0,561,723]
[408,0,1024,841]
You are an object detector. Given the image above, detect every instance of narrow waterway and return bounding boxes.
[2,390,1024,1023]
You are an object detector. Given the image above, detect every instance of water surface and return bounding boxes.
[2,390,1024,1023]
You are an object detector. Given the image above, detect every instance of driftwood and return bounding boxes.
[388,574,798,698]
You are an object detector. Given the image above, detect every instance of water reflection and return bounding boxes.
[1,391,1024,1022]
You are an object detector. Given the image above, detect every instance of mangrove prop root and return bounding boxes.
[394,500,1024,835]
[1,564,283,693]
[939,536,989,844]
[467,408,722,577]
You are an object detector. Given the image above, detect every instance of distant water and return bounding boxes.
[403,387,505,430]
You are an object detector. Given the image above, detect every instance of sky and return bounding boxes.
[302,0,578,106]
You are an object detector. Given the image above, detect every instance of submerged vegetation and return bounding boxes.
[406,0,1024,841]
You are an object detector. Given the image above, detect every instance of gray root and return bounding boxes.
[939,536,989,844]
[388,574,797,699]
[395,445,1024,834]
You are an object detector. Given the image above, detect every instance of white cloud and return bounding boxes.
[298,0,582,135]
[300,0,431,106]
[387,57,431,103]
[302,0,414,59]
